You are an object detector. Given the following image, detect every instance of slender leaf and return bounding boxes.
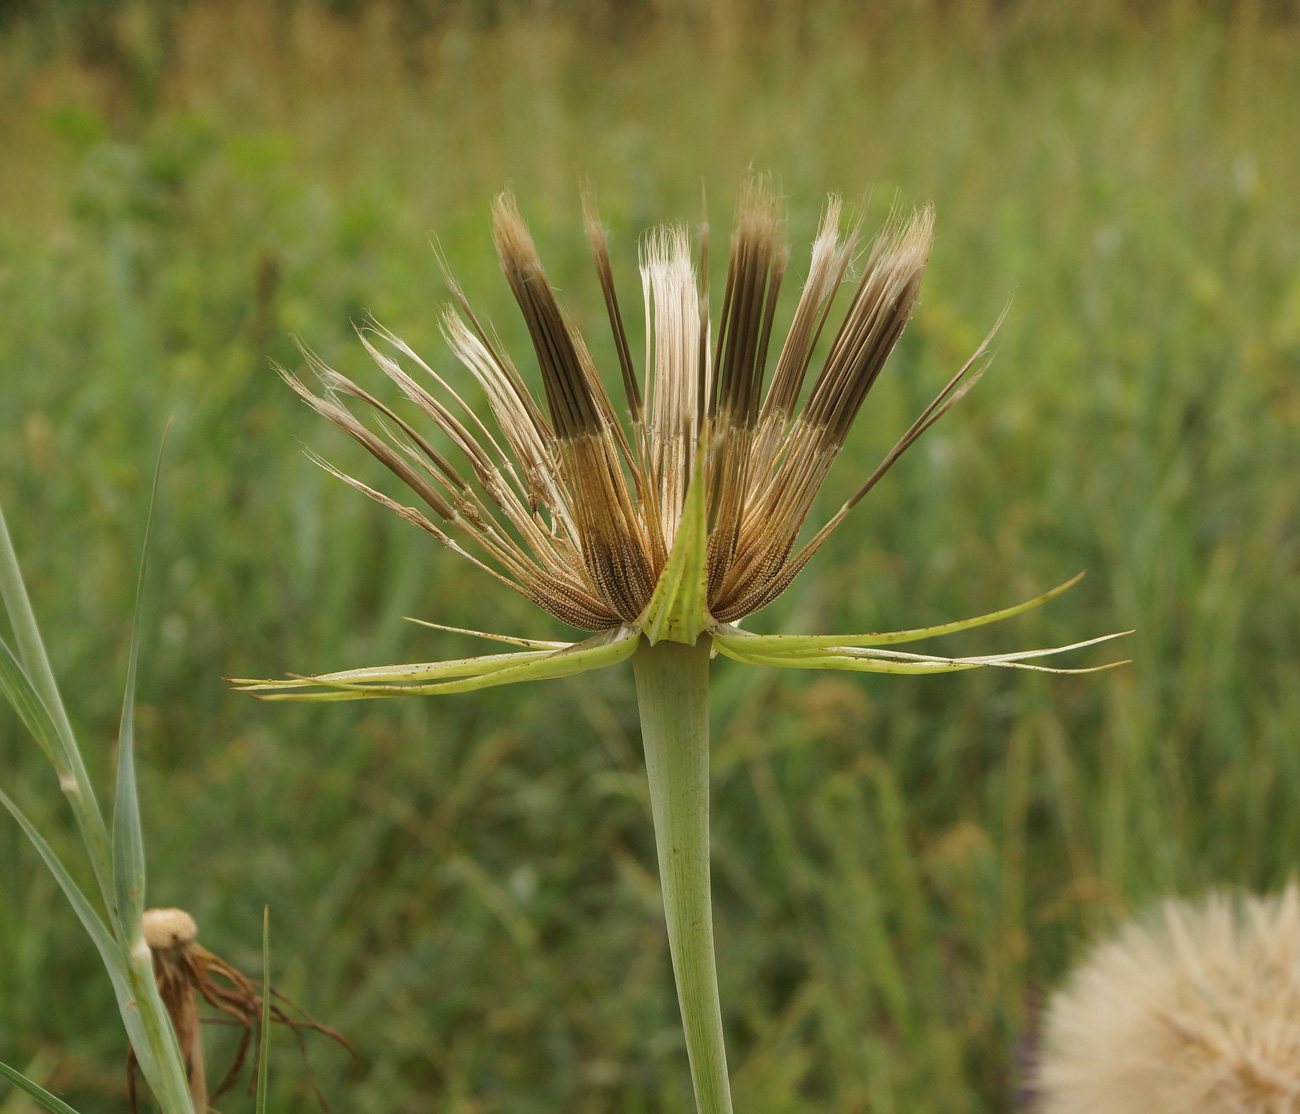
[1,454,194,1114]
[0,637,70,778]
[105,430,196,1114]
[0,504,114,907]
[256,907,271,1114]
[112,429,170,942]
[0,504,78,761]
[0,804,183,1107]
[0,1058,85,1114]
[0,787,119,971]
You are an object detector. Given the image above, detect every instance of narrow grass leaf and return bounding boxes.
[256,906,271,1114]
[0,786,118,969]
[0,504,113,903]
[0,1058,85,1114]
[0,808,183,1107]
[112,431,169,940]
[0,504,78,758]
[0,637,70,777]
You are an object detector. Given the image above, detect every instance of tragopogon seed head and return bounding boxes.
[243,184,1127,700]
[1036,885,1300,1114]
[284,181,968,633]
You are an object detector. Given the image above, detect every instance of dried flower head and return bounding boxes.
[140,908,206,1113]
[1035,885,1300,1114]
[143,907,199,950]
[241,181,1124,700]
[135,907,357,1114]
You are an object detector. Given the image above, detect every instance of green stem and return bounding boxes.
[632,636,733,1114]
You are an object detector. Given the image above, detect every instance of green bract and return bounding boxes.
[235,501,1124,703]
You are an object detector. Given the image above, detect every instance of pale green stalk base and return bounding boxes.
[632,637,733,1114]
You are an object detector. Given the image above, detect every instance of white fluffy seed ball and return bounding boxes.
[1036,885,1300,1114]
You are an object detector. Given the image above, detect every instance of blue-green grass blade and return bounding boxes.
[0,504,114,907]
[0,786,118,969]
[112,429,169,941]
[0,504,79,759]
[250,627,641,700]
[256,906,271,1114]
[0,1058,85,1114]
[713,572,1087,652]
[0,506,191,1114]
[101,433,195,1114]
[640,458,710,646]
[0,637,71,778]
[0,795,188,1108]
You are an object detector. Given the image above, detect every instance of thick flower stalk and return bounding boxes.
[239,181,1124,1113]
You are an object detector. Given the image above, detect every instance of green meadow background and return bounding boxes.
[1,0,1298,1110]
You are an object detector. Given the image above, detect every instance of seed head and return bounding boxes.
[1036,885,1300,1114]
[283,180,958,634]
[244,182,1127,700]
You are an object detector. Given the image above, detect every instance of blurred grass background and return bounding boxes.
[1,0,1298,1110]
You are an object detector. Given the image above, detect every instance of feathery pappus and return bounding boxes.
[1036,886,1300,1114]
